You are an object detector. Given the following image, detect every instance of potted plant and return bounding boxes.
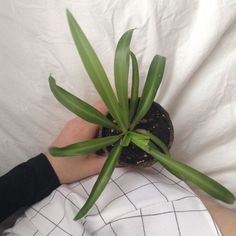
[48,9,235,220]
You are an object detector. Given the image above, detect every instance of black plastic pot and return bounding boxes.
[100,101,174,167]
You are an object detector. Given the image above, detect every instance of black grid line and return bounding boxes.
[57,186,101,220]
[81,221,86,236]
[111,209,208,224]
[46,188,80,236]
[9,190,218,236]
[110,222,117,236]
[97,209,210,233]
[153,164,165,173]
[173,195,198,202]
[172,201,181,236]
[109,212,173,225]
[56,189,80,210]
[151,166,196,196]
[140,209,146,236]
[174,209,208,213]
[123,181,179,196]
[112,170,131,181]
[84,178,174,216]
[110,178,137,210]
[94,209,212,236]
[96,193,125,213]
[90,179,194,216]
[79,181,107,225]
[31,207,72,236]
[137,170,169,202]
[29,190,57,221]
[29,182,81,222]
[82,200,118,236]
[30,182,81,235]
[32,230,38,236]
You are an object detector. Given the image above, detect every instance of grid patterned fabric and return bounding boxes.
[3,163,222,236]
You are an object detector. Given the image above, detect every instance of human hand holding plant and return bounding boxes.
[46,100,108,184]
[48,9,235,220]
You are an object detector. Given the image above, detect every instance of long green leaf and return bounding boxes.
[129,51,139,121]
[135,129,170,155]
[149,141,184,179]
[147,137,182,177]
[74,141,122,220]
[49,135,122,157]
[130,55,166,130]
[66,9,126,132]
[134,129,183,178]
[133,139,236,204]
[114,29,134,126]
[49,76,117,129]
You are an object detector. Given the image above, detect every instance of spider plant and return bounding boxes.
[48,9,235,220]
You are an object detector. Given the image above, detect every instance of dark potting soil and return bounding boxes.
[99,102,174,167]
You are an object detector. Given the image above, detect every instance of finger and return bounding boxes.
[92,100,108,115]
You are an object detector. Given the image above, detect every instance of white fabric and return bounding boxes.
[0,0,236,209]
[3,163,222,236]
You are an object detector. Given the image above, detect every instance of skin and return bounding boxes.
[191,186,236,236]
[45,100,109,184]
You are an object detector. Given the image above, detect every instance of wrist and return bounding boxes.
[44,152,64,184]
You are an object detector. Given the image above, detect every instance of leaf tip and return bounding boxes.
[48,75,56,90]
[48,75,55,82]
[48,147,60,157]
[66,8,75,26]
[66,8,71,18]
[227,193,236,204]
[73,211,84,221]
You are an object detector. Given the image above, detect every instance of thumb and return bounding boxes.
[86,153,108,174]
[93,100,108,115]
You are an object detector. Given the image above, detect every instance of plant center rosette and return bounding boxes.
[100,101,174,167]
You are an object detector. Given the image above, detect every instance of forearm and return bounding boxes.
[190,184,236,236]
[0,154,60,222]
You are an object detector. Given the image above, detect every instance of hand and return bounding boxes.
[45,100,108,184]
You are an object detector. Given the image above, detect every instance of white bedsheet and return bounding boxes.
[0,0,236,210]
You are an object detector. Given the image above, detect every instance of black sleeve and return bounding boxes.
[0,153,60,222]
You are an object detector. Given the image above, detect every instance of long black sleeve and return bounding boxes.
[0,154,60,222]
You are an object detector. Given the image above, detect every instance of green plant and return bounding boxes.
[48,9,235,220]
